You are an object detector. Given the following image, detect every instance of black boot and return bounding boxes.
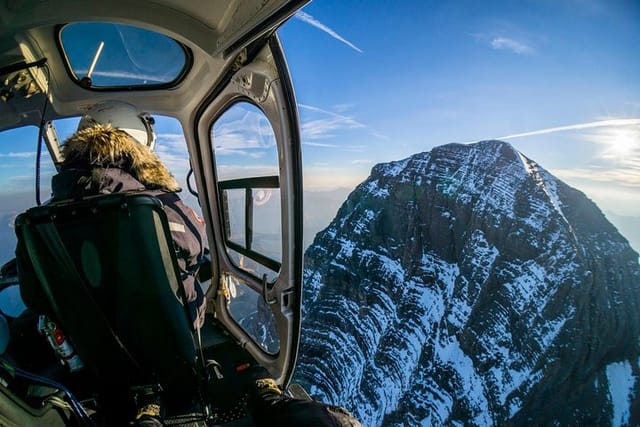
[132,385,164,426]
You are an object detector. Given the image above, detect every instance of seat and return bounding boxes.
[13,193,204,401]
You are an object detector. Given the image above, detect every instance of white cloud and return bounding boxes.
[332,103,355,113]
[299,103,365,138]
[352,159,373,165]
[304,141,346,148]
[553,167,640,187]
[157,133,186,145]
[471,31,536,55]
[0,152,36,158]
[294,11,363,53]
[580,125,640,161]
[490,36,534,55]
[495,119,640,140]
[210,105,277,158]
[155,150,190,175]
[466,119,640,193]
[552,168,640,217]
[154,133,191,174]
[298,103,387,147]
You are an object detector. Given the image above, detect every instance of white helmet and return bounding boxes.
[77,100,156,150]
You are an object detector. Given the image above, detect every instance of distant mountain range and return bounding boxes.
[295,140,640,426]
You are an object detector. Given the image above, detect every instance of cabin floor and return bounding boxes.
[1,311,258,426]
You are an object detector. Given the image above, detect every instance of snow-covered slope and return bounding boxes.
[296,140,640,426]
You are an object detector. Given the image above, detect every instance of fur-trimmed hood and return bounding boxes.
[60,124,179,191]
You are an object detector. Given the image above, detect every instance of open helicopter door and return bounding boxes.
[191,34,304,386]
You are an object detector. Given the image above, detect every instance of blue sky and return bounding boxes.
[0,0,638,248]
[277,0,640,218]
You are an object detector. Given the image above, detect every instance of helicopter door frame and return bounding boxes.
[193,34,303,385]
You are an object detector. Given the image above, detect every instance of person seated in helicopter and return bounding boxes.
[35,101,208,329]
[6,101,208,423]
[64,102,361,427]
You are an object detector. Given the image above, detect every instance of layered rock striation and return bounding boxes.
[295,140,640,426]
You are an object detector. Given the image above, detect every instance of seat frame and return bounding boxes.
[14,193,206,402]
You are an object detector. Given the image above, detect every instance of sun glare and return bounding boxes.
[604,127,639,159]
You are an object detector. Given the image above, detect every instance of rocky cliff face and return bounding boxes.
[295,140,640,426]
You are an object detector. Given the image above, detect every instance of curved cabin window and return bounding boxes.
[59,22,188,88]
[0,125,54,318]
[0,126,55,267]
[212,102,282,353]
[212,101,282,282]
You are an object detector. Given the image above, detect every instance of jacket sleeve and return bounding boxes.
[251,394,363,427]
[160,196,208,329]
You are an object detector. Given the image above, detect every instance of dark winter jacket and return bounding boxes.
[50,167,208,328]
[35,124,207,328]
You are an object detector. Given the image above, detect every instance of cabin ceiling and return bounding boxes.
[0,0,305,130]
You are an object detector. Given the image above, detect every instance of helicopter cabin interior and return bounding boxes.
[0,0,308,425]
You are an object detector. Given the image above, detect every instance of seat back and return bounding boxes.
[14,193,201,397]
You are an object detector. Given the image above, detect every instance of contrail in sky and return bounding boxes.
[497,118,640,140]
[295,11,363,53]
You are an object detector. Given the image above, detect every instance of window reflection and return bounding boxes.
[212,102,278,181]
[223,274,279,354]
[213,102,281,280]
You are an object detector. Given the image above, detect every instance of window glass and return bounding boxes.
[212,102,281,280]
[224,188,246,247]
[250,188,282,262]
[227,248,279,283]
[53,117,81,143]
[213,102,278,181]
[223,274,279,354]
[0,117,204,316]
[152,116,202,215]
[0,126,55,318]
[0,126,55,267]
[60,22,187,88]
[222,187,282,266]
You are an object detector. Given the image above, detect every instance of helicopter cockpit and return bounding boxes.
[0,0,307,425]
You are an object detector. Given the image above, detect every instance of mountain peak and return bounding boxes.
[297,141,640,426]
[374,140,523,180]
